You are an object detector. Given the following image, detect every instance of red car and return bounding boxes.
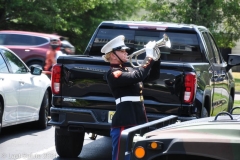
[0,30,61,69]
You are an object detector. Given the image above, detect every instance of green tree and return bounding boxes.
[0,0,141,53]
[142,0,240,48]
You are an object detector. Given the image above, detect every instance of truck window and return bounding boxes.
[134,30,161,59]
[207,33,221,64]
[90,29,135,56]
[202,32,220,64]
[90,29,205,63]
[133,31,203,62]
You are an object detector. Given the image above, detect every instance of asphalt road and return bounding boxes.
[0,123,112,160]
[1,94,239,160]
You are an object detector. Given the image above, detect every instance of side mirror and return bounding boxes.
[226,54,240,72]
[30,66,42,75]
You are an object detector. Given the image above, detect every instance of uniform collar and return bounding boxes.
[110,64,125,69]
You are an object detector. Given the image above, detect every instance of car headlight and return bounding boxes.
[147,141,163,150]
[134,141,163,159]
[134,146,145,159]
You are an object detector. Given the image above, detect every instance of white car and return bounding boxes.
[0,46,51,133]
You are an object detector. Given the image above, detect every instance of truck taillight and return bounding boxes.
[51,64,61,94]
[184,73,196,103]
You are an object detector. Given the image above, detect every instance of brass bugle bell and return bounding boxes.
[128,34,171,68]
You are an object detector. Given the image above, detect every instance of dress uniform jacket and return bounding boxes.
[107,57,155,128]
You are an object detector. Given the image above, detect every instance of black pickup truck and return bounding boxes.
[48,21,240,158]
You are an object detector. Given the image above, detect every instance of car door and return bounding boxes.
[0,50,18,125]
[2,50,40,120]
[201,32,225,115]
[207,33,230,111]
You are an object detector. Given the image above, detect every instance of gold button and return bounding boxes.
[140,95,144,101]
[140,90,142,94]
[146,61,149,63]
[144,64,147,67]
[140,84,142,88]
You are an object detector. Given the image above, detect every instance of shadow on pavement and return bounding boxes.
[0,122,52,144]
[53,137,112,160]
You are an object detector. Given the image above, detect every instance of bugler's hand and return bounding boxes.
[145,41,161,61]
[146,41,156,49]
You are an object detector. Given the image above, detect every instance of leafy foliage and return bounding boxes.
[0,0,140,53]
[142,0,240,48]
[1,0,240,51]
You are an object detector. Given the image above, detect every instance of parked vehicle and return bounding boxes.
[0,46,52,133]
[48,21,240,157]
[0,30,72,69]
[118,108,240,160]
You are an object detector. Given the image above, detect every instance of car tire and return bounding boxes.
[36,90,49,129]
[55,128,85,158]
[227,95,233,112]
[0,101,2,134]
[201,106,208,118]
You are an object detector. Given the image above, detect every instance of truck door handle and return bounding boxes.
[0,77,4,81]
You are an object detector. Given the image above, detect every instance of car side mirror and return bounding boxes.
[226,54,240,72]
[30,66,42,75]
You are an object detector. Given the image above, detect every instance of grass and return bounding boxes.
[230,72,240,114]
[232,72,240,93]
[234,101,240,107]
[233,100,240,114]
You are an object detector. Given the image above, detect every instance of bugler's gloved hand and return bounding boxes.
[145,41,159,60]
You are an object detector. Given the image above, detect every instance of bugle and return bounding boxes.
[128,34,171,68]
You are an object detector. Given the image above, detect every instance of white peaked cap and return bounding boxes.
[101,35,129,54]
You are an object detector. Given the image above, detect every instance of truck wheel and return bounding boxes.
[201,106,208,118]
[55,128,85,158]
[36,90,49,129]
[0,102,2,134]
[227,95,233,112]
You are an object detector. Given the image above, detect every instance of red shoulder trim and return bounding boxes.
[112,71,122,78]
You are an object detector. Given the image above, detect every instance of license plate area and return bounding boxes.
[108,111,115,123]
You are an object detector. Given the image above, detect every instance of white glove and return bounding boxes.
[145,41,156,59]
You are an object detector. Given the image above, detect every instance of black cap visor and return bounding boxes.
[112,45,129,51]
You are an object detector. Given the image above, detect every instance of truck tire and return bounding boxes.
[201,106,208,118]
[55,128,85,158]
[227,95,233,112]
[0,102,2,134]
[36,90,49,129]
